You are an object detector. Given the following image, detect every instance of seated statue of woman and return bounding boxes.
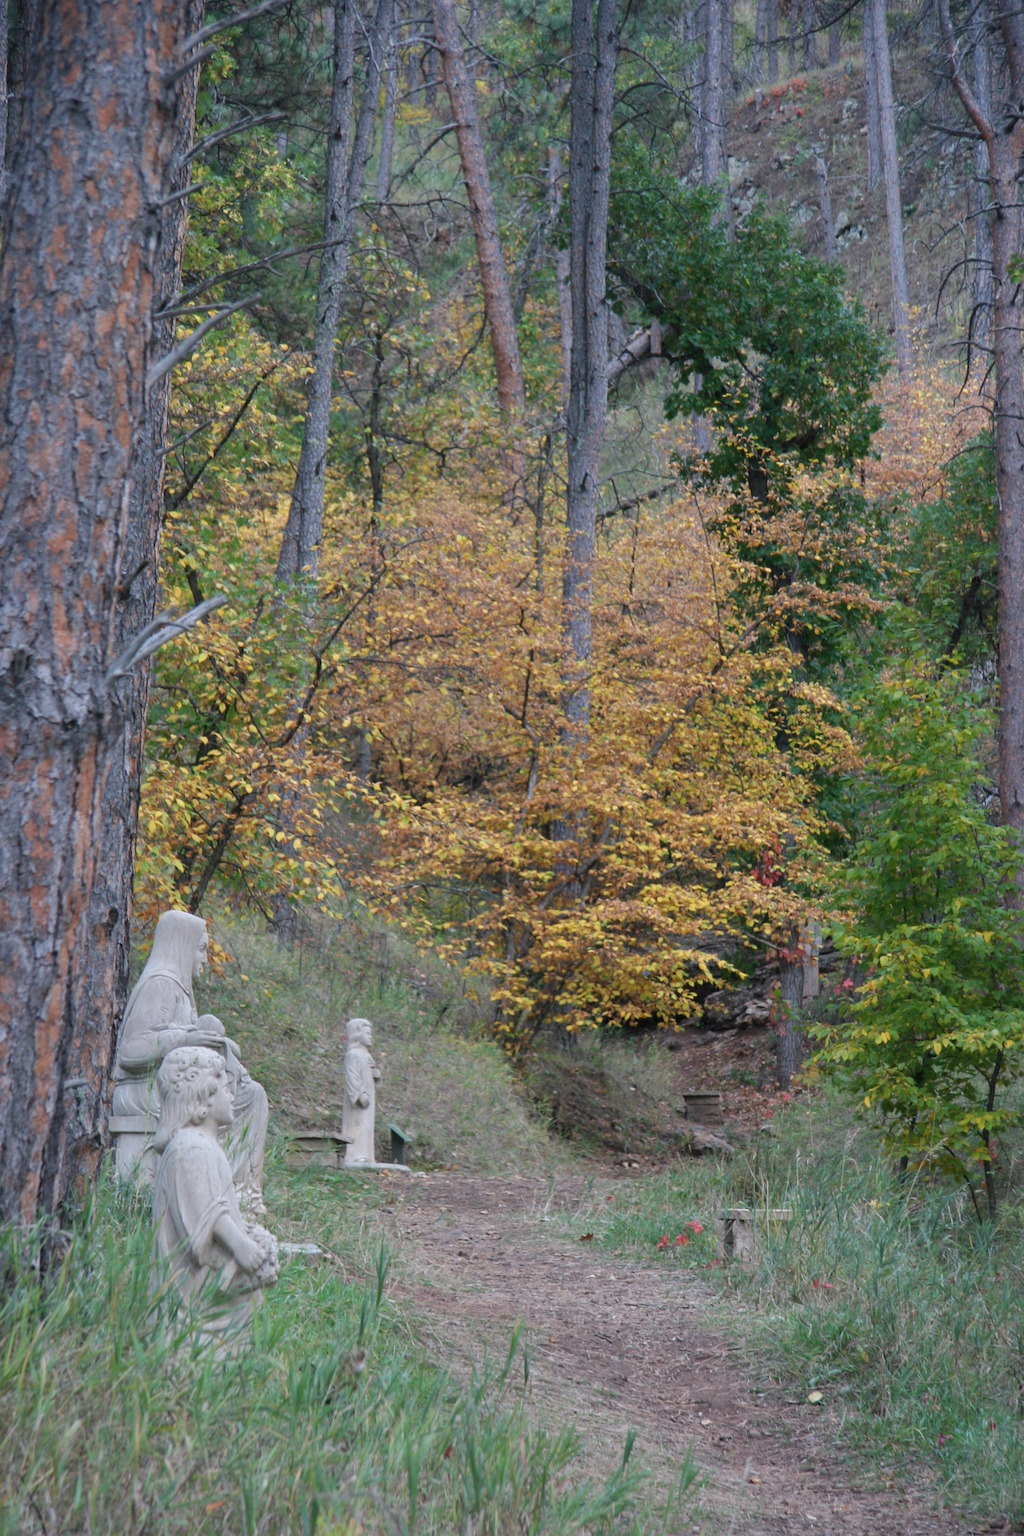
[151,1046,277,1343]
[111,909,268,1211]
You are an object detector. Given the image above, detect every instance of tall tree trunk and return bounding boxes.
[829,15,840,63]
[871,0,911,377]
[768,0,779,81]
[376,29,398,202]
[78,0,206,1185]
[941,0,1024,846]
[688,0,705,169]
[702,0,725,184]
[776,926,805,1088]
[432,0,525,420]
[815,154,838,260]
[0,0,202,1226]
[754,0,768,80]
[789,0,796,74]
[971,0,993,362]
[277,0,393,581]
[563,0,616,747]
[803,0,817,68]
[864,0,882,189]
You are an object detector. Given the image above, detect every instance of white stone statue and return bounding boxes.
[151,1046,278,1342]
[111,910,268,1210]
[342,1017,382,1166]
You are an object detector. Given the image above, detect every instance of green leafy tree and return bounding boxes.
[813,665,1024,1215]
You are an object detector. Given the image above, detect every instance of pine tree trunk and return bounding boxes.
[871,0,911,376]
[829,17,840,63]
[803,0,817,69]
[768,0,779,80]
[277,0,393,580]
[0,0,202,1226]
[376,31,398,202]
[702,0,725,184]
[971,0,993,360]
[776,926,805,1088]
[816,155,838,260]
[563,0,616,746]
[940,0,1024,848]
[864,0,882,190]
[433,0,525,421]
[754,0,768,80]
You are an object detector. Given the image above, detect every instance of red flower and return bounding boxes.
[781,1092,791,1103]
[675,1233,689,1246]
[657,1234,669,1249]
[686,1220,703,1234]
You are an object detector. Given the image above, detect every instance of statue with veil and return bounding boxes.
[111,909,268,1211]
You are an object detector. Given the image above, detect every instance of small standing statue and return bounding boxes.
[151,1046,278,1343]
[342,1017,382,1166]
[111,910,268,1210]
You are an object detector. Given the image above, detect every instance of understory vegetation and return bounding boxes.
[0,1176,648,1536]
[569,1090,1024,1519]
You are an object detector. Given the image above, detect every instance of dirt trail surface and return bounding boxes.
[376,1172,973,1536]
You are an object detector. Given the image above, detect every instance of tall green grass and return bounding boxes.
[0,1174,643,1535]
[567,1091,1024,1520]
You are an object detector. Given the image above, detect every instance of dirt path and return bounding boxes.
[376,1172,974,1536]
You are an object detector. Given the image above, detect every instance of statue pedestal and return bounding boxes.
[343,1161,412,1173]
[109,1114,157,1183]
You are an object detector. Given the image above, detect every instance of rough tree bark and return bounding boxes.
[802,0,817,68]
[563,0,617,746]
[815,154,838,261]
[0,0,204,1225]
[768,0,779,81]
[77,0,206,1188]
[702,0,726,185]
[376,28,398,202]
[754,0,768,79]
[863,0,882,190]
[776,925,806,1088]
[277,0,393,580]
[871,0,911,377]
[829,14,840,63]
[941,0,1024,843]
[971,0,993,360]
[432,0,525,419]
[0,0,8,206]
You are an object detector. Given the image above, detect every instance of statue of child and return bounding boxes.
[151,1046,277,1342]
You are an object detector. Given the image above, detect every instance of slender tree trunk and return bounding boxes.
[724,0,733,99]
[776,925,805,1088]
[803,0,817,68]
[754,0,768,80]
[864,0,882,189]
[563,0,616,746]
[689,0,705,169]
[871,0,911,377]
[941,0,1024,847]
[376,30,398,202]
[277,0,393,580]
[0,0,202,1225]
[816,154,838,260]
[432,0,525,420]
[768,0,779,81]
[703,0,725,184]
[829,16,840,63]
[972,0,993,361]
[789,0,796,74]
